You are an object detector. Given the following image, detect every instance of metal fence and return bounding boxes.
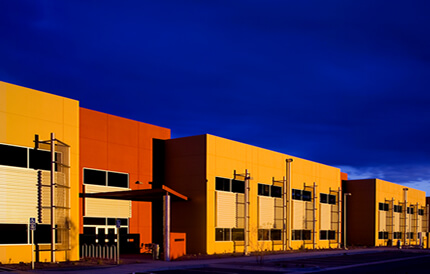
[81,244,117,260]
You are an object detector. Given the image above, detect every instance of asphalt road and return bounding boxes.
[142,250,430,274]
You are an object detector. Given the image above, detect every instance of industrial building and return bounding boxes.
[0,81,80,263]
[0,81,428,264]
[161,134,344,254]
[343,179,428,247]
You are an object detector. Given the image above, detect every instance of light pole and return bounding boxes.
[343,193,351,250]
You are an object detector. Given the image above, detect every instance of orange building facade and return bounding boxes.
[79,108,170,252]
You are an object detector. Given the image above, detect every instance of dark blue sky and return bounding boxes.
[1,1,430,192]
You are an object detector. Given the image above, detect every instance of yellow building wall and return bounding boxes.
[374,179,427,247]
[206,134,341,254]
[0,81,80,263]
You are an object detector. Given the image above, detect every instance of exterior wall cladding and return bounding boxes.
[0,81,428,264]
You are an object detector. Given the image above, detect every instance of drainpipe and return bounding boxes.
[50,133,56,263]
[313,182,317,250]
[403,188,408,246]
[244,169,250,255]
[282,176,287,250]
[286,159,293,249]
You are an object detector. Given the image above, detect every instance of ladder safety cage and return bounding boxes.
[329,188,341,246]
[34,133,71,262]
[385,198,395,245]
[234,170,252,255]
[303,183,317,248]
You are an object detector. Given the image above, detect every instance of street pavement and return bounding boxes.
[5,247,430,274]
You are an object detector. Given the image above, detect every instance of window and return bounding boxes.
[271,229,282,240]
[231,180,245,193]
[0,224,54,244]
[258,229,282,241]
[292,189,312,201]
[407,207,414,214]
[320,230,336,240]
[258,184,270,196]
[216,177,230,191]
[0,224,28,244]
[328,195,336,205]
[84,168,129,188]
[320,194,336,204]
[215,228,244,241]
[292,189,302,200]
[0,144,28,168]
[0,143,60,171]
[108,172,128,188]
[320,194,328,204]
[394,205,402,213]
[302,191,312,201]
[418,209,424,216]
[292,230,311,240]
[84,169,106,186]
[258,184,282,198]
[258,229,270,241]
[407,232,414,239]
[232,228,244,241]
[271,186,282,198]
[215,177,244,193]
[378,231,388,239]
[379,203,389,211]
[29,149,52,171]
[394,232,402,239]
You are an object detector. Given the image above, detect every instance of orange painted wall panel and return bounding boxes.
[170,232,186,260]
[79,108,170,242]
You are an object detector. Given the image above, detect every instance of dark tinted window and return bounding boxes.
[232,228,244,241]
[328,230,336,240]
[34,224,53,244]
[83,217,106,225]
[328,195,336,205]
[29,149,51,170]
[215,228,224,241]
[231,180,245,193]
[258,229,269,240]
[320,194,328,203]
[320,230,327,240]
[303,230,311,240]
[271,229,282,240]
[292,189,302,200]
[84,169,106,186]
[379,203,389,211]
[215,177,230,191]
[302,191,312,201]
[108,172,128,188]
[258,184,270,196]
[271,186,282,198]
[394,205,402,213]
[0,144,28,168]
[0,224,27,244]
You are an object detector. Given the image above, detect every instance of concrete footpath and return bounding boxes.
[11,247,428,274]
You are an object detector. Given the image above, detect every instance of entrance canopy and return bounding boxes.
[80,185,188,201]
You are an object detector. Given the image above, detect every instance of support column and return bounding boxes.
[164,193,171,261]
